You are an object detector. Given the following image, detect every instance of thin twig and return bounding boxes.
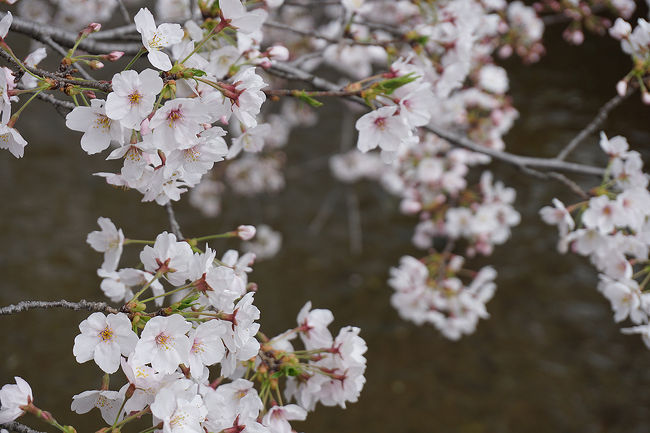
[556,86,636,161]
[116,0,131,24]
[166,202,184,239]
[87,24,138,41]
[547,172,589,199]
[41,35,96,82]
[33,92,75,111]
[309,190,338,235]
[1,422,46,433]
[0,300,119,316]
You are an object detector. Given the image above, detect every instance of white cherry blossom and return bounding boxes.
[134,8,184,71]
[73,312,138,373]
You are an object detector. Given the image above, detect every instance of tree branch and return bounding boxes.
[0,300,119,316]
[266,62,606,177]
[2,12,141,55]
[1,422,46,433]
[0,49,112,93]
[556,85,636,161]
[40,35,96,82]
[166,202,184,240]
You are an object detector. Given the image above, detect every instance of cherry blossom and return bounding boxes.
[87,217,125,272]
[73,312,138,373]
[105,69,164,130]
[0,377,32,424]
[134,8,184,71]
[71,388,125,424]
[132,314,192,374]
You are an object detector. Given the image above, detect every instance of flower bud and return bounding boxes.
[88,60,104,70]
[79,22,101,37]
[616,79,627,97]
[268,45,289,61]
[104,51,125,61]
[237,225,256,240]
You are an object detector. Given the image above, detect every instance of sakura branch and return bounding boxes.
[0,1,649,432]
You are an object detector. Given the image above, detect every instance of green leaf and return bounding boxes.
[375,72,419,95]
[295,91,323,108]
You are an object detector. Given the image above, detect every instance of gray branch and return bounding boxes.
[40,35,96,82]
[1,422,46,433]
[267,62,606,178]
[166,202,184,240]
[1,12,141,55]
[0,300,119,316]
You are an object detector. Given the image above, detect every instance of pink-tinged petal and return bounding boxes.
[148,50,172,71]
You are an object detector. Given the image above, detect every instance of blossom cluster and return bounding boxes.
[0,217,367,432]
[541,132,650,347]
[389,254,497,340]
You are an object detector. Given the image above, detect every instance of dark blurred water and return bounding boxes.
[2,21,650,433]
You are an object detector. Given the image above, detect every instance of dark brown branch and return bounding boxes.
[0,300,119,316]
[556,86,636,161]
[1,422,46,433]
[0,49,112,93]
[266,62,606,177]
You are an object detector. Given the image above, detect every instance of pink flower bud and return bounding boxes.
[268,45,289,61]
[104,51,124,62]
[498,45,512,58]
[79,22,101,37]
[616,80,627,97]
[83,90,96,99]
[237,225,256,240]
[88,60,104,69]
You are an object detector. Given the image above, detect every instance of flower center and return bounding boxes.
[155,332,172,349]
[191,338,204,354]
[99,326,113,342]
[129,91,142,105]
[95,114,111,129]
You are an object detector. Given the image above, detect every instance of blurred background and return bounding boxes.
[1,13,650,433]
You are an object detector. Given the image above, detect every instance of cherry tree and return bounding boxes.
[0,0,648,432]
